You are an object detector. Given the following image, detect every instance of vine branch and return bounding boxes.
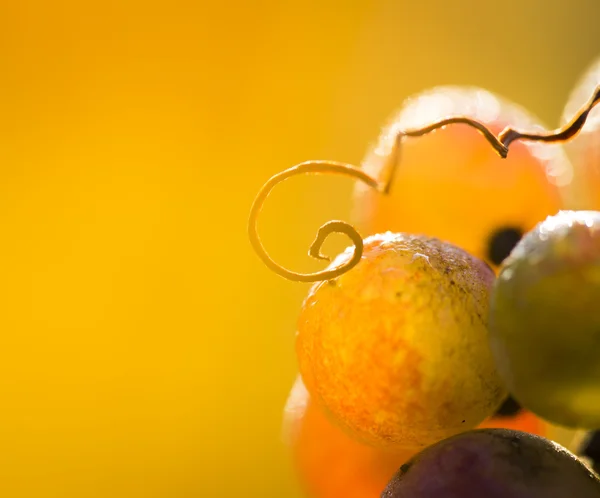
[248,85,600,283]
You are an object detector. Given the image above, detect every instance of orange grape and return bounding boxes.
[481,397,587,453]
[283,379,583,498]
[283,375,416,498]
[353,86,571,269]
[479,397,545,435]
[296,232,505,450]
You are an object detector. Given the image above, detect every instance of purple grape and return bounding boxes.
[382,429,600,498]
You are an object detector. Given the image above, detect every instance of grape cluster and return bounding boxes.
[250,56,600,497]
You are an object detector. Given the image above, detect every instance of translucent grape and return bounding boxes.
[296,232,505,449]
[561,57,600,210]
[282,375,416,498]
[490,210,600,428]
[353,86,571,269]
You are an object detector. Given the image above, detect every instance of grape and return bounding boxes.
[283,376,577,498]
[561,57,600,210]
[353,86,571,269]
[481,396,590,453]
[382,429,600,498]
[282,375,416,498]
[489,210,600,428]
[296,232,506,450]
[581,431,600,474]
[283,379,590,498]
[479,396,545,436]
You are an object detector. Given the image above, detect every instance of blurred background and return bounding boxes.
[1,1,600,497]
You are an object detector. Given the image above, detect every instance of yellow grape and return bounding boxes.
[296,232,506,450]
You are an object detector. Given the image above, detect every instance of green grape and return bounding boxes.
[490,210,600,428]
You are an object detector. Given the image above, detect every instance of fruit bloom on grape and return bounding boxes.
[296,232,506,449]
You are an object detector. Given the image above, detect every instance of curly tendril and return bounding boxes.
[249,85,600,283]
[248,161,379,282]
[499,85,600,147]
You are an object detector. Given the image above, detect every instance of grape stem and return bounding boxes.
[248,85,600,283]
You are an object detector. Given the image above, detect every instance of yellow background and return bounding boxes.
[0,1,599,497]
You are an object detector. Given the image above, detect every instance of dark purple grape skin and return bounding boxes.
[382,429,600,498]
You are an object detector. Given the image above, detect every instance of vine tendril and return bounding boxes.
[248,161,378,282]
[384,117,509,194]
[499,86,600,147]
[249,85,600,283]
